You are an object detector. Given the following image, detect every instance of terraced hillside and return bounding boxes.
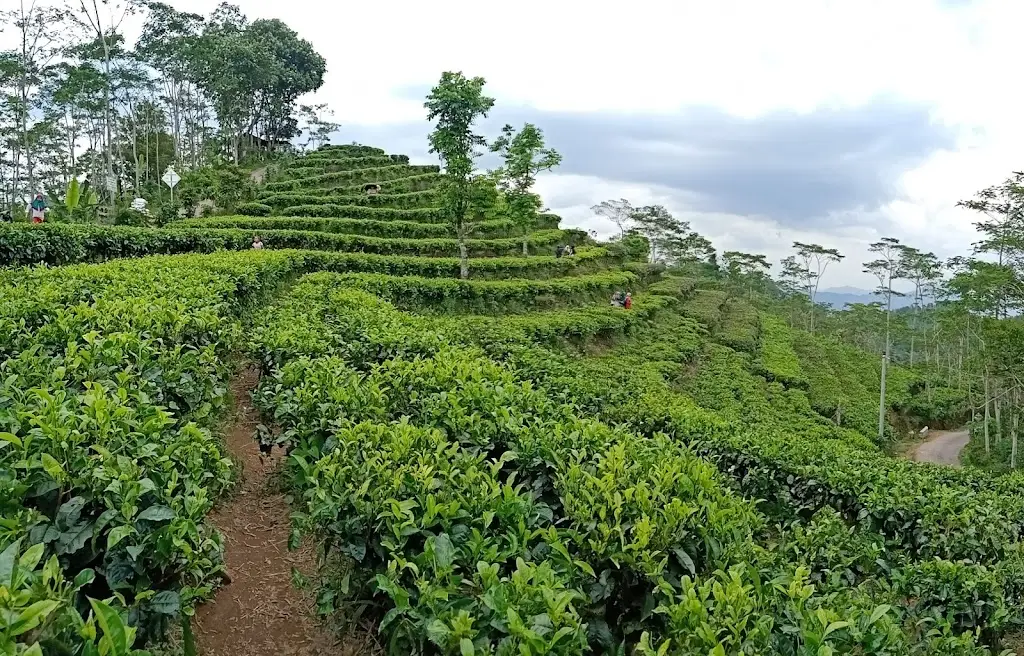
[2,145,1021,655]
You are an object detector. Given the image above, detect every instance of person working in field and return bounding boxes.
[252,234,264,250]
[624,292,633,309]
[29,194,47,223]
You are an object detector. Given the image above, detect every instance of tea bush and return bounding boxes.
[236,201,272,216]
[264,164,441,192]
[0,251,310,653]
[175,215,516,239]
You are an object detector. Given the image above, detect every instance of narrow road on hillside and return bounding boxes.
[911,428,970,467]
[193,366,372,655]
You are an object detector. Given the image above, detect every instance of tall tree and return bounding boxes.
[898,246,942,366]
[864,237,906,441]
[2,0,66,210]
[723,251,771,300]
[134,2,204,167]
[490,122,561,255]
[779,242,844,332]
[957,173,1024,317]
[424,71,495,279]
[591,198,634,237]
[67,0,138,211]
[297,103,339,151]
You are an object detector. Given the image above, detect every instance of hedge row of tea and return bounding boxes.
[245,271,999,654]
[0,251,321,654]
[0,223,590,266]
[2,143,997,654]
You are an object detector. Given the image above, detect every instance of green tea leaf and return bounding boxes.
[0,431,22,448]
[18,543,45,571]
[40,453,66,482]
[433,533,455,570]
[89,597,129,654]
[11,600,61,636]
[150,590,181,616]
[136,505,176,523]
[107,525,134,550]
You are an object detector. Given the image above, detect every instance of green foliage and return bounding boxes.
[0,251,314,652]
[177,216,517,239]
[236,202,272,216]
[281,154,395,174]
[264,164,441,193]
[0,224,577,264]
[278,204,443,222]
[680,289,728,331]
[606,230,651,262]
[308,144,386,158]
[757,315,808,388]
[717,298,761,353]
[257,189,439,210]
[175,165,256,215]
[244,273,1002,653]
[298,270,638,314]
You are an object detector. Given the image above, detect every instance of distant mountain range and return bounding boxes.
[815,287,916,310]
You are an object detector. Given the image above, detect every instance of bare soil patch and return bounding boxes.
[193,365,373,655]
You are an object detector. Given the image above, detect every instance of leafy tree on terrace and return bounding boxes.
[490,122,561,255]
[424,71,495,279]
[297,103,340,152]
[628,204,716,268]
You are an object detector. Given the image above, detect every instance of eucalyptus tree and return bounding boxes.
[591,198,635,237]
[898,245,942,366]
[779,242,844,332]
[864,237,906,441]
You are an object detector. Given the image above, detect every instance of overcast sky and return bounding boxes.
[34,0,1024,287]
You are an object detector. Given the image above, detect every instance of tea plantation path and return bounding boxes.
[911,428,970,466]
[193,366,373,656]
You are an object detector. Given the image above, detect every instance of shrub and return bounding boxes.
[237,202,272,216]
[264,164,440,192]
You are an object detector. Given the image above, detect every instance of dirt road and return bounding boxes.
[910,428,970,467]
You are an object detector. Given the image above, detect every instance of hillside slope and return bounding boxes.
[0,144,1012,656]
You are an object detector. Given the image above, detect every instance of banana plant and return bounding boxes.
[45,178,99,222]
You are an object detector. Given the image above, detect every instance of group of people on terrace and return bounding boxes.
[611,291,633,309]
[555,244,575,258]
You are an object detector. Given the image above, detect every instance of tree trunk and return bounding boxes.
[995,386,1003,444]
[984,373,991,455]
[878,351,888,442]
[1013,392,1019,470]
[522,237,528,256]
[458,239,469,280]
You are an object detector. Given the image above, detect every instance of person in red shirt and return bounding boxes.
[624,292,633,309]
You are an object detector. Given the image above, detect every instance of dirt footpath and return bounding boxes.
[193,366,360,655]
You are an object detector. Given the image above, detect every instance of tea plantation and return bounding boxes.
[3,145,1022,655]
